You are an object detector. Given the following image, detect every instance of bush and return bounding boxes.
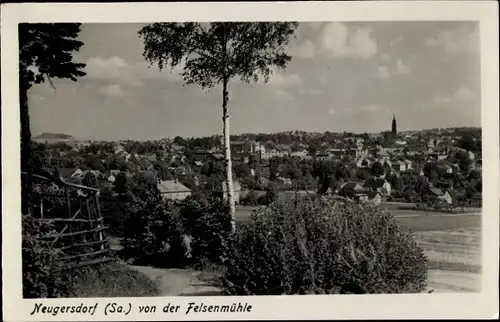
[22,215,69,298]
[100,196,132,237]
[241,190,260,206]
[121,191,232,268]
[258,188,279,206]
[179,196,232,265]
[187,198,232,265]
[121,201,188,268]
[220,194,428,295]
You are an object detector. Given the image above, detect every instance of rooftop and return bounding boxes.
[157,180,191,193]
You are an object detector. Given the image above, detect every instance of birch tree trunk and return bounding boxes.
[220,23,236,233]
[222,77,236,233]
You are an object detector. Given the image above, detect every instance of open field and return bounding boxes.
[234,205,481,233]
[414,228,481,272]
[417,227,481,292]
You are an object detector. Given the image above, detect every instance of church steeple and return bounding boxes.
[391,114,397,135]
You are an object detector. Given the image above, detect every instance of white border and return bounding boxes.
[1,1,499,320]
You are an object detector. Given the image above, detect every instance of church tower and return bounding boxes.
[391,114,397,135]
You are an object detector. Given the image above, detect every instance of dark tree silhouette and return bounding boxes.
[19,23,86,215]
[114,172,128,195]
[82,172,98,189]
[138,22,298,232]
[370,161,385,177]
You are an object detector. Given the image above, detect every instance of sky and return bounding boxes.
[29,21,481,141]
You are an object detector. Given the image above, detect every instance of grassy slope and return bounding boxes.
[64,261,160,298]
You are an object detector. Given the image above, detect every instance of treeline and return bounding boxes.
[34,126,482,156]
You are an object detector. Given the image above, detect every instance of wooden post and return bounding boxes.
[66,187,72,246]
[84,199,96,251]
[40,197,44,219]
[80,199,85,244]
[94,193,105,251]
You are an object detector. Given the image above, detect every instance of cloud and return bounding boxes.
[433,95,453,106]
[274,89,295,101]
[328,107,355,115]
[374,66,391,79]
[293,22,377,60]
[424,25,479,55]
[309,22,324,32]
[395,60,410,75]
[268,70,304,86]
[320,22,377,59]
[99,84,125,97]
[432,86,474,107]
[380,53,391,62]
[373,59,411,79]
[308,89,323,95]
[299,88,323,95]
[86,56,127,79]
[390,36,403,48]
[292,39,316,59]
[361,104,386,112]
[319,75,327,86]
[455,86,474,100]
[85,56,184,87]
[31,94,46,102]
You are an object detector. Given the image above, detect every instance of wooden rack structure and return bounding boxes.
[23,170,113,270]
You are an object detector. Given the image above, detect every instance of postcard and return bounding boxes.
[1,1,499,320]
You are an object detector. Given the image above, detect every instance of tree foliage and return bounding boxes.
[371,161,385,177]
[139,22,298,87]
[19,23,86,88]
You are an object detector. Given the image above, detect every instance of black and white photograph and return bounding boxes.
[2,1,499,320]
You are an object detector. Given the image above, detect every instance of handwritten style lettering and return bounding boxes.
[185,302,252,315]
[30,303,99,316]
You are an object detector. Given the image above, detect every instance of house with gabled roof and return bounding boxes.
[367,191,383,205]
[57,168,83,180]
[157,179,192,201]
[403,159,413,170]
[363,177,391,196]
[424,187,453,204]
[338,181,365,198]
[391,160,406,172]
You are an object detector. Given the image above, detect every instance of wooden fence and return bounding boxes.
[24,171,113,270]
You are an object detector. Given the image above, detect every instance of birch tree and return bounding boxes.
[139,22,298,232]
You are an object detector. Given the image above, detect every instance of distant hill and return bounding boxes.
[33,133,75,141]
[33,133,74,139]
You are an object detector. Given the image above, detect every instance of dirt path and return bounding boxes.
[426,270,480,293]
[128,265,222,296]
[129,265,479,295]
